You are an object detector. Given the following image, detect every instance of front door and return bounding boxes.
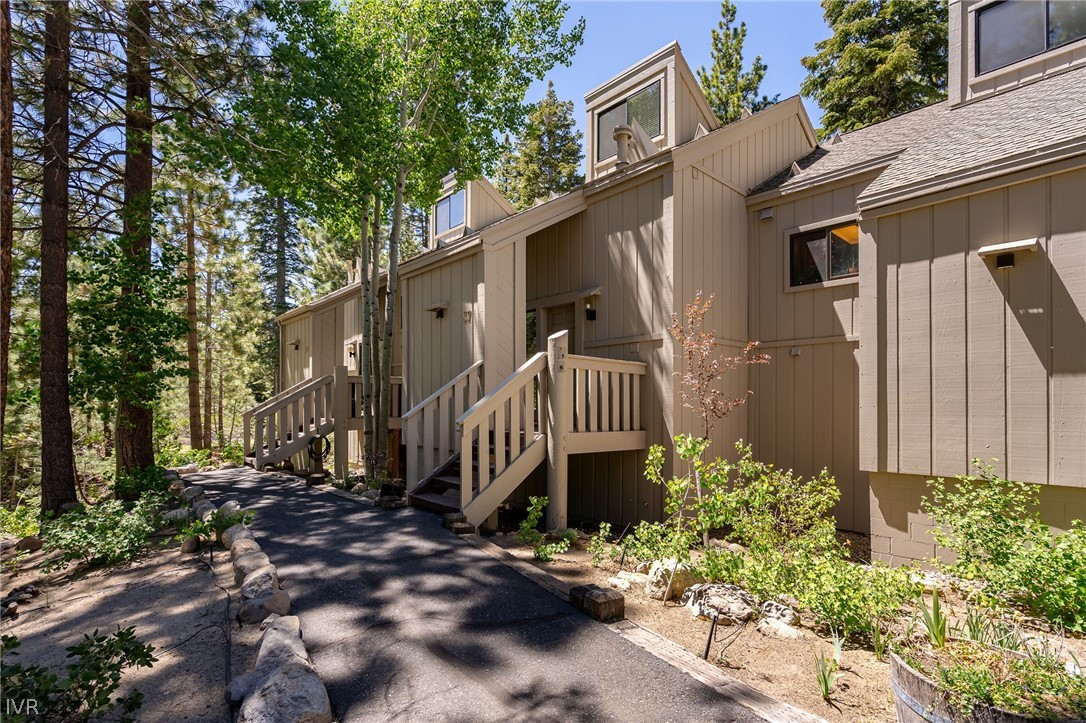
[543,303,577,353]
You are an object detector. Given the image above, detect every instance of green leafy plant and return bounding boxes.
[919,591,948,649]
[587,521,611,567]
[114,466,173,501]
[41,493,169,570]
[797,556,915,638]
[517,497,569,562]
[695,546,743,584]
[0,494,41,538]
[923,461,1086,631]
[871,619,889,662]
[814,645,843,702]
[1,628,156,723]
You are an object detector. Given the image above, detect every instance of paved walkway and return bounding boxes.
[193,468,764,722]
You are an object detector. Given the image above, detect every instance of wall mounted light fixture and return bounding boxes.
[289,339,300,351]
[978,237,1038,270]
[585,301,597,321]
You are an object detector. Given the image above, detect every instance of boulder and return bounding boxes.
[163,469,181,480]
[14,536,44,553]
[195,501,217,522]
[168,480,186,495]
[234,551,272,585]
[228,624,311,701]
[360,489,379,500]
[680,584,756,623]
[162,508,190,525]
[223,523,254,549]
[760,600,800,626]
[349,483,367,495]
[756,617,803,640]
[181,535,202,554]
[607,577,631,591]
[237,663,332,723]
[241,565,280,600]
[231,538,262,560]
[634,560,652,574]
[260,614,302,639]
[181,485,206,503]
[616,571,650,585]
[175,463,199,474]
[375,496,406,510]
[448,522,475,535]
[219,500,242,518]
[220,461,240,470]
[645,559,703,601]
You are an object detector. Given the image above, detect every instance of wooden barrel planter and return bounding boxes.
[890,653,1081,723]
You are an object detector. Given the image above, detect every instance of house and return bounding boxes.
[244,0,1086,565]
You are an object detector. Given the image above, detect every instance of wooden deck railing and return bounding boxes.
[456,353,547,514]
[346,375,404,429]
[243,373,337,468]
[403,361,483,489]
[565,354,645,453]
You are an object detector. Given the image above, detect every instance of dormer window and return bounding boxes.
[596,80,662,162]
[976,0,1086,75]
[435,189,465,235]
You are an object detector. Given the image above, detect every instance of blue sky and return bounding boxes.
[526,1,831,137]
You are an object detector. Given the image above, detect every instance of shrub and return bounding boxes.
[155,445,212,470]
[923,461,1086,631]
[517,496,570,562]
[114,466,172,501]
[695,546,743,584]
[588,521,612,567]
[1,628,156,723]
[794,556,915,638]
[0,494,41,538]
[41,493,168,570]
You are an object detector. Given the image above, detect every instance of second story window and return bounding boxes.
[977,0,1086,75]
[596,80,662,162]
[789,223,859,288]
[436,189,465,235]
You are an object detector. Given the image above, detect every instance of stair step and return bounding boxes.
[409,490,460,514]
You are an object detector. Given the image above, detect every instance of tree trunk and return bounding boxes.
[379,166,406,465]
[216,365,223,449]
[358,194,372,472]
[273,195,286,393]
[369,196,382,462]
[185,188,203,448]
[203,238,213,449]
[40,0,76,513]
[0,0,12,442]
[116,0,154,475]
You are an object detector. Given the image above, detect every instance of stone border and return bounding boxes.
[169,472,332,723]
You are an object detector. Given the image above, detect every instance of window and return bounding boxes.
[596,80,662,162]
[976,0,1086,75]
[789,223,859,288]
[435,189,465,235]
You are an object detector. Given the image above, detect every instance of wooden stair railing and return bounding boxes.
[242,372,342,472]
[456,353,548,527]
[403,361,483,490]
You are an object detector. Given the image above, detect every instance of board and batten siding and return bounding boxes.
[522,170,674,526]
[860,169,1086,489]
[745,176,876,533]
[402,250,483,408]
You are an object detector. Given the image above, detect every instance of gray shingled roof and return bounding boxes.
[752,65,1086,204]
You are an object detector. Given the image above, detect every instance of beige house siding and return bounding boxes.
[746,176,874,533]
[522,170,674,525]
[859,165,1086,564]
[402,250,483,407]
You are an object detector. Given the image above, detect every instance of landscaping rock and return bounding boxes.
[760,600,800,626]
[569,584,625,623]
[756,617,803,640]
[180,535,202,554]
[14,536,44,552]
[220,461,239,470]
[634,561,652,574]
[163,469,181,480]
[223,523,254,549]
[182,485,206,503]
[448,522,475,535]
[264,590,291,615]
[375,496,406,510]
[163,508,190,525]
[305,474,325,487]
[195,501,217,522]
[168,480,186,495]
[231,538,262,559]
[360,489,379,500]
[349,483,367,495]
[234,551,272,585]
[228,624,311,701]
[241,565,280,600]
[681,584,756,623]
[237,662,332,723]
[616,571,650,585]
[442,512,467,529]
[261,614,302,639]
[175,464,199,474]
[219,500,242,518]
[645,559,703,601]
[606,577,631,591]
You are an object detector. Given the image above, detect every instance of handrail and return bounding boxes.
[458,352,548,513]
[457,353,546,428]
[566,354,647,435]
[244,375,331,418]
[404,360,484,488]
[403,360,482,422]
[245,372,337,465]
[565,354,647,373]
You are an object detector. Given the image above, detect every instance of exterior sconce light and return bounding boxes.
[463,311,472,323]
[425,301,448,319]
[978,237,1038,271]
[585,302,597,321]
[289,339,300,351]
[347,343,356,358]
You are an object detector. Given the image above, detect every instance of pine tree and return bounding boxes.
[492,133,518,205]
[801,0,948,136]
[503,81,583,211]
[697,0,777,126]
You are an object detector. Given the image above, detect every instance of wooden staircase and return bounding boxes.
[408,431,537,514]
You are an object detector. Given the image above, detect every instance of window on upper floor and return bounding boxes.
[435,189,465,235]
[789,223,859,288]
[596,80,662,163]
[976,0,1086,75]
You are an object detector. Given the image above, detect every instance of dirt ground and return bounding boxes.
[489,531,1085,723]
[1,537,259,723]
